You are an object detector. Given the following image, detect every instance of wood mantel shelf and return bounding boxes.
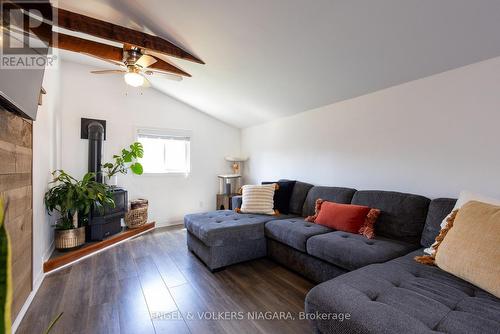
[43,222,156,273]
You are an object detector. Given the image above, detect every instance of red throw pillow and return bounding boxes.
[315,202,371,233]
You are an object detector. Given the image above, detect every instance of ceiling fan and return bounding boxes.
[89,44,183,88]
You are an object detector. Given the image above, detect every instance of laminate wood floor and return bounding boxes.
[17,225,315,334]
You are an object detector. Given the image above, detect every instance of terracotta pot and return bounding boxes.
[54,226,85,250]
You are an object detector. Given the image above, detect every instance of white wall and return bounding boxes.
[32,66,61,281]
[58,61,240,224]
[242,57,500,199]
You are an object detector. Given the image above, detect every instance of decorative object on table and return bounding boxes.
[0,197,12,334]
[125,199,149,229]
[102,142,144,187]
[44,170,115,250]
[225,157,247,175]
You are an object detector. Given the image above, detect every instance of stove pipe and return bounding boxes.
[88,121,105,183]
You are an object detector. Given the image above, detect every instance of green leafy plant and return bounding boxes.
[102,142,144,177]
[44,170,115,230]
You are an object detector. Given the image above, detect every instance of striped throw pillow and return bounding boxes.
[239,184,277,215]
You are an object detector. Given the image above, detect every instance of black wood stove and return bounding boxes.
[83,118,128,241]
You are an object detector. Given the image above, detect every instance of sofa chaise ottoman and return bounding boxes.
[185,210,294,270]
[184,181,313,270]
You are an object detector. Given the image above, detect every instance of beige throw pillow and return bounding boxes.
[435,201,500,298]
[239,184,277,215]
[424,191,500,255]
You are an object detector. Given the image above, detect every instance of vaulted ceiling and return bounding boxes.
[58,0,500,128]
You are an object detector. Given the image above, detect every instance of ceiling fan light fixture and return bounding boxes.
[124,71,144,87]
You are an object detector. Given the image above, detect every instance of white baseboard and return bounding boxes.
[154,220,183,228]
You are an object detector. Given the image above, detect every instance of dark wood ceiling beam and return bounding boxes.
[55,34,191,77]
[10,10,191,77]
[54,7,204,65]
[57,34,123,62]
[3,3,194,76]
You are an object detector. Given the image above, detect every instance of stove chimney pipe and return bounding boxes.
[88,122,104,183]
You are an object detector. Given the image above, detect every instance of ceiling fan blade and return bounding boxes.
[142,54,191,77]
[136,54,157,69]
[144,70,183,82]
[91,70,126,74]
[141,75,152,88]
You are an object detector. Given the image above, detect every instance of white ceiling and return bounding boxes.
[57,0,500,128]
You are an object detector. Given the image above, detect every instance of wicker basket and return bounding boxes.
[131,199,148,210]
[54,226,86,250]
[125,206,148,229]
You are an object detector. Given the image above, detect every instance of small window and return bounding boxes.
[137,128,191,174]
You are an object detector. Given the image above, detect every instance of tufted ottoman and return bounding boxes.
[305,249,500,334]
[184,210,292,271]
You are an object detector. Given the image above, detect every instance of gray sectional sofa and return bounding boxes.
[184,181,500,333]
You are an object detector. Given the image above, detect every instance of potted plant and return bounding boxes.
[44,170,115,250]
[102,142,144,187]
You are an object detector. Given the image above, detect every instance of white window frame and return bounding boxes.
[136,127,192,175]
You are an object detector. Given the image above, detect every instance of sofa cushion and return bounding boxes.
[315,202,371,234]
[302,186,356,217]
[284,180,314,215]
[262,180,296,214]
[240,184,276,215]
[420,198,457,248]
[435,201,500,298]
[351,190,430,244]
[265,218,332,252]
[184,210,295,247]
[305,249,500,334]
[306,231,418,271]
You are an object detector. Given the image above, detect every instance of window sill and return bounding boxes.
[139,172,191,177]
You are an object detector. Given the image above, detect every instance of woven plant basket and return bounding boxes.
[54,226,86,250]
[131,198,148,210]
[125,206,148,229]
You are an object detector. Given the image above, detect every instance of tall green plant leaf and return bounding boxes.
[102,142,144,177]
[130,163,143,175]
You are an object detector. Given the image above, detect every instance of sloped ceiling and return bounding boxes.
[57,0,500,128]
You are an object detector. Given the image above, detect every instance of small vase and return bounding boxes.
[106,175,118,187]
